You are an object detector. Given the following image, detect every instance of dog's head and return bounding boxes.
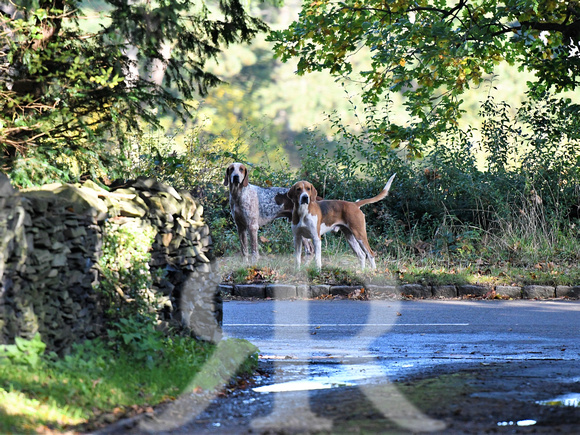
[275,192,293,210]
[287,181,318,207]
[224,163,249,188]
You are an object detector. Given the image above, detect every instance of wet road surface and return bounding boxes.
[225,299,580,383]
[98,299,580,434]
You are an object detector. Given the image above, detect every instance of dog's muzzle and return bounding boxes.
[300,193,310,205]
[231,174,241,185]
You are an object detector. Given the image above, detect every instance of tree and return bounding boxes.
[269,0,580,155]
[0,0,267,181]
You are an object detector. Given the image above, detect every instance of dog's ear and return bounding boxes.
[286,185,296,202]
[310,184,318,201]
[276,192,293,210]
[224,165,232,186]
[241,165,249,187]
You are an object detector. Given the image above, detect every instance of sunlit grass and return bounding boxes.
[0,388,84,434]
[0,336,258,434]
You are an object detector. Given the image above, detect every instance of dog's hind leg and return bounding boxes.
[342,229,367,269]
[359,241,376,270]
[302,237,315,256]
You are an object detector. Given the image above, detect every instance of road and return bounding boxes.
[103,299,580,434]
[224,299,580,366]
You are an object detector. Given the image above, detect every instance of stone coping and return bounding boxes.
[219,283,580,300]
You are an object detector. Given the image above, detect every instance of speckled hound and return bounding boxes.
[224,163,295,261]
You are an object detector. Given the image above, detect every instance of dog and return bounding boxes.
[285,174,396,269]
[224,163,313,261]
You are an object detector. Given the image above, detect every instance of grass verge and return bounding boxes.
[218,251,580,289]
[0,334,258,434]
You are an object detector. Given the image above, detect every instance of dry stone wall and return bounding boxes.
[0,174,220,354]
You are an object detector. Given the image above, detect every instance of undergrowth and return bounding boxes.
[2,83,580,435]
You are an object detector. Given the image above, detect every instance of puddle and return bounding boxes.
[255,358,475,396]
[536,393,580,407]
[254,363,378,393]
[254,378,354,393]
[497,420,537,427]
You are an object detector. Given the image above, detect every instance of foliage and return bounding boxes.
[196,33,352,165]
[269,0,580,155]
[128,86,580,270]
[96,219,176,371]
[133,129,296,256]
[0,0,267,182]
[0,333,46,368]
[132,125,246,190]
[98,219,157,322]
[107,317,164,369]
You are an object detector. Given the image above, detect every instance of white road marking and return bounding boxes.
[226,323,469,327]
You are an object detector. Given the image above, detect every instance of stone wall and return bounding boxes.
[0,174,221,354]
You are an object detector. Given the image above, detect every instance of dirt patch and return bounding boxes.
[321,360,580,434]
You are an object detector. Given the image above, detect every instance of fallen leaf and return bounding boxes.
[484,290,496,299]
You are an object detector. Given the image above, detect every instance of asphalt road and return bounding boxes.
[101,299,580,434]
[224,299,580,368]
[220,299,579,434]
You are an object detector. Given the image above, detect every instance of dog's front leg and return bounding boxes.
[249,224,260,263]
[313,236,322,269]
[238,228,249,259]
[233,211,250,259]
[293,233,303,269]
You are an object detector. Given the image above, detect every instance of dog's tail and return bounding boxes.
[355,173,396,208]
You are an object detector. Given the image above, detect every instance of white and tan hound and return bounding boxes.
[286,174,396,269]
[224,163,314,262]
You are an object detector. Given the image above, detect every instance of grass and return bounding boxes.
[0,389,84,434]
[217,249,580,289]
[216,203,580,290]
[0,334,258,434]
